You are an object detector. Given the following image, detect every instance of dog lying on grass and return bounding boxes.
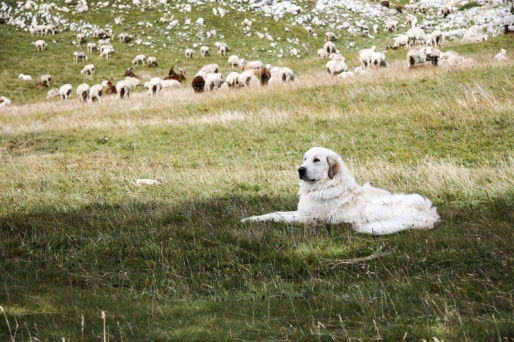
[242,147,439,235]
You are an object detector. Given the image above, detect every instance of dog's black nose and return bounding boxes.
[298,167,307,178]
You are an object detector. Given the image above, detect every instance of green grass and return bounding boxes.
[1,4,514,341]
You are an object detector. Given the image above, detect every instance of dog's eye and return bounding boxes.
[313,158,320,163]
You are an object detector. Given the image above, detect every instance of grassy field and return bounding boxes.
[1,2,514,340]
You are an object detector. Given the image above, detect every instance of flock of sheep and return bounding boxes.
[1,0,513,106]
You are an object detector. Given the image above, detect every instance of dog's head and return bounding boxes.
[298,147,342,183]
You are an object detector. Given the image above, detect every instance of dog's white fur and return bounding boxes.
[242,147,439,235]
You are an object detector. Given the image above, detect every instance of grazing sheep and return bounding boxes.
[46,88,60,99]
[73,51,88,63]
[41,74,52,85]
[124,76,141,88]
[384,20,398,33]
[370,51,387,67]
[99,46,114,58]
[225,72,240,88]
[147,56,158,67]
[441,6,450,18]
[161,79,181,90]
[407,27,427,47]
[76,33,86,44]
[325,31,337,41]
[145,77,163,95]
[45,24,55,35]
[427,30,443,47]
[227,55,241,68]
[237,71,259,87]
[30,24,46,36]
[76,83,90,102]
[425,47,441,66]
[240,59,270,85]
[205,73,224,91]
[317,48,329,58]
[326,54,349,75]
[494,49,508,62]
[0,96,11,107]
[118,32,132,43]
[116,80,130,99]
[89,84,103,102]
[214,42,230,55]
[59,84,73,100]
[35,39,47,51]
[200,46,210,57]
[132,54,146,65]
[93,29,109,39]
[80,64,95,75]
[200,63,220,74]
[87,43,98,53]
[18,74,32,81]
[393,35,409,49]
[372,24,379,34]
[358,46,377,69]
[324,41,337,54]
[185,48,194,60]
[269,66,295,83]
[380,0,390,8]
[305,26,314,36]
[407,48,427,68]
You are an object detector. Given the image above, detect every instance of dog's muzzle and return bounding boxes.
[298,167,308,180]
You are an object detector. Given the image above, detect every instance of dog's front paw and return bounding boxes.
[241,216,260,223]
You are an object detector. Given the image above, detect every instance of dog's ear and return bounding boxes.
[327,156,340,179]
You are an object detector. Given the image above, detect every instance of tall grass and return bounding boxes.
[1,19,513,342]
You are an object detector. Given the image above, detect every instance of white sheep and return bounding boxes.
[407,48,427,67]
[269,66,295,83]
[145,77,163,95]
[358,46,377,69]
[144,56,157,67]
[45,24,55,35]
[46,88,60,99]
[326,54,348,75]
[185,48,194,60]
[393,35,409,49]
[325,31,337,41]
[324,41,337,54]
[225,71,240,88]
[76,33,86,44]
[73,51,88,63]
[132,54,146,65]
[384,20,398,32]
[35,39,47,51]
[494,49,507,62]
[227,55,241,68]
[41,74,52,85]
[124,77,141,88]
[80,64,95,75]
[237,71,259,87]
[200,63,220,74]
[427,30,443,47]
[76,83,90,102]
[370,51,387,67]
[87,43,98,53]
[200,46,210,57]
[116,80,130,99]
[89,84,103,102]
[30,24,46,36]
[0,96,11,107]
[372,24,379,34]
[407,27,427,46]
[317,48,329,58]
[99,46,114,58]
[161,79,181,90]
[18,74,32,81]
[59,84,73,100]
[205,73,224,91]
[118,32,132,43]
[214,42,229,55]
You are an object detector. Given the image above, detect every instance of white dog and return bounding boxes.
[242,147,439,235]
